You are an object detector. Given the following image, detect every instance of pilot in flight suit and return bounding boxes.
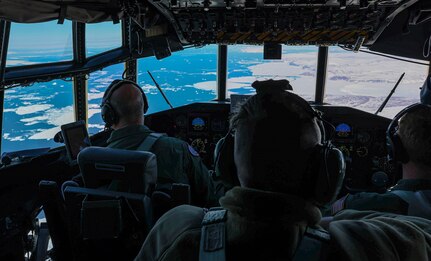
[327,102,431,218]
[134,79,346,261]
[106,124,217,207]
[101,80,217,208]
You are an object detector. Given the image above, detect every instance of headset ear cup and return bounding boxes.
[313,143,346,206]
[101,102,117,127]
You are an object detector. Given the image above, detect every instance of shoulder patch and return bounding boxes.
[188,145,200,157]
[331,194,348,215]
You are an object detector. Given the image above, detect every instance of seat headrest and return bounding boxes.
[78,146,157,195]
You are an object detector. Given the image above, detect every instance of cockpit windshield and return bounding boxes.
[226,45,318,100]
[1,21,429,153]
[6,21,73,67]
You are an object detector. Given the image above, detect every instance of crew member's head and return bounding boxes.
[231,79,322,197]
[101,80,146,130]
[398,105,431,178]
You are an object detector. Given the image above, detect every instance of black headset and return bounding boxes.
[386,103,430,164]
[100,79,149,128]
[213,92,346,206]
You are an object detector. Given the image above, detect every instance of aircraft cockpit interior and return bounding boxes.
[0,0,430,260]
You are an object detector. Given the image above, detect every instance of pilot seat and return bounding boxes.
[40,146,191,260]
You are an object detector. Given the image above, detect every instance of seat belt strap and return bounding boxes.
[137,133,166,152]
[199,208,227,261]
[292,227,331,261]
[390,190,431,219]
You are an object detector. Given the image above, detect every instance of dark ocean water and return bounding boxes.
[3,45,421,153]
[3,45,313,153]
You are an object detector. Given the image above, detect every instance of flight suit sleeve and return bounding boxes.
[329,192,408,215]
[134,205,205,261]
[183,144,219,208]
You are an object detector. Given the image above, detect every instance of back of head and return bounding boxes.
[231,79,321,196]
[105,82,145,127]
[398,105,431,169]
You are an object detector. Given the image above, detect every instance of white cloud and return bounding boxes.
[88,92,105,101]
[88,108,101,119]
[9,136,25,141]
[15,104,53,115]
[45,106,74,126]
[29,126,60,140]
[22,106,74,140]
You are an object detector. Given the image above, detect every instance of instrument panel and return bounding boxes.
[145,102,230,168]
[146,102,397,193]
[315,106,396,193]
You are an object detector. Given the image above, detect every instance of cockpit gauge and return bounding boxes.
[372,142,386,155]
[373,156,395,174]
[191,138,206,153]
[338,145,351,158]
[175,115,187,128]
[356,147,368,157]
[191,117,206,132]
[357,131,371,144]
[211,118,226,132]
[335,123,352,138]
[373,156,386,169]
[213,134,224,143]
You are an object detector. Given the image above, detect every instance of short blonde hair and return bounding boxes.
[398,105,431,168]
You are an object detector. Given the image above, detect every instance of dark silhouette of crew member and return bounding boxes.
[134,79,346,260]
[101,79,217,207]
[326,103,431,218]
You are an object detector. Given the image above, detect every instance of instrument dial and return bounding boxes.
[175,115,187,128]
[191,138,206,153]
[211,118,226,132]
[356,147,369,157]
[338,145,351,158]
[357,131,371,144]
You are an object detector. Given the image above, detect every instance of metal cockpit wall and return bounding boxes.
[0,0,429,89]
[0,0,430,95]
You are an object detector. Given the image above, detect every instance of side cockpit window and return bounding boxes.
[325,47,427,118]
[86,22,122,57]
[2,80,74,153]
[7,21,73,67]
[2,21,75,153]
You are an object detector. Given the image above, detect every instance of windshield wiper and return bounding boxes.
[375,72,405,115]
[147,71,174,109]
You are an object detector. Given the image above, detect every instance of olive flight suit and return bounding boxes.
[107,125,217,208]
[134,186,322,261]
[328,179,431,216]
